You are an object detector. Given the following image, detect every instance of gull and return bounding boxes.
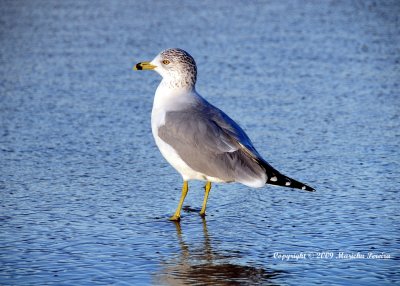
[134,48,315,221]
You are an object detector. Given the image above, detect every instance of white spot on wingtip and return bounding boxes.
[270,176,277,182]
[302,186,306,190]
[285,181,291,186]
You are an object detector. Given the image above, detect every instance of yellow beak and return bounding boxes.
[134,61,157,70]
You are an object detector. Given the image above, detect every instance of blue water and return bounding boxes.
[1,1,399,285]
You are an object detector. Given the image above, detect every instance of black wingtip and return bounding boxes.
[260,159,315,192]
[289,181,316,192]
[266,172,316,192]
[303,185,316,192]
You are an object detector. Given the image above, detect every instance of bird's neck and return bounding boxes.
[153,81,197,111]
[160,74,196,89]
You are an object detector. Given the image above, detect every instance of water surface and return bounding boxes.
[1,1,399,285]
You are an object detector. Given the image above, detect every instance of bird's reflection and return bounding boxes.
[153,217,283,285]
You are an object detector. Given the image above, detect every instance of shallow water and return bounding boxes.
[1,1,399,285]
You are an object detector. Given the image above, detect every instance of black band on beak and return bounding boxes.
[135,63,143,70]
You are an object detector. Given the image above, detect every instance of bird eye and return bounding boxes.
[162,59,170,65]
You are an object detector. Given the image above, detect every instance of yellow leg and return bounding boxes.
[199,181,212,217]
[169,181,189,221]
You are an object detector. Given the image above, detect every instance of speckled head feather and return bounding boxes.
[158,48,197,88]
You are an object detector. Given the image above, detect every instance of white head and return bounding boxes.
[135,48,197,89]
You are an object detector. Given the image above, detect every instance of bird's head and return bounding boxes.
[134,48,197,89]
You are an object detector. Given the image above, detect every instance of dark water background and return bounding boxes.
[1,1,399,285]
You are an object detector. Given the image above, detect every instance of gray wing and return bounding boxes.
[157,99,270,184]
